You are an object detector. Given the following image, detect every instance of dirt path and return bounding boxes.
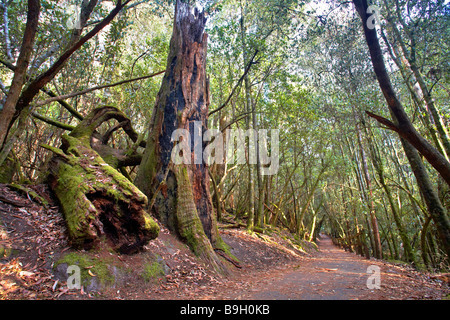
[220,235,449,300]
[240,235,377,300]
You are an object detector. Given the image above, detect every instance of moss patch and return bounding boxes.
[54,252,115,288]
[141,259,166,282]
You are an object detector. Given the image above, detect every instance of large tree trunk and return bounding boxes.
[135,0,229,274]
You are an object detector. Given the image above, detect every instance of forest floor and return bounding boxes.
[1,183,449,300]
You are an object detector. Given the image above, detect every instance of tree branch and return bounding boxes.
[208,50,259,116]
[365,111,399,132]
[0,0,40,148]
[10,0,132,128]
[31,0,99,72]
[40,87,84,120]
[34,70,165,107]
[31,111,76,131]
[0,57,84,120]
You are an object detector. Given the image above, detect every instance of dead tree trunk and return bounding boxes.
[45,106,159,253]
[135,0,229,274]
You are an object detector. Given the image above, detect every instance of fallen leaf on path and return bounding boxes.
[315,267,338,272]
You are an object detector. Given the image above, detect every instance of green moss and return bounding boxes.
[134,139,160,197]
[54,160,97,245]
[180,226,200,255]
[100,153,120,169]
[141,260,165,282]
[174,165,204,255]
[55,252,115,287]
[143,212,160,233]
[214,236,239,262]
[103,165,147,203]
[8,183,49,208]
[386,259,410,266]
[0,245,12,258]
[49,134,159,249]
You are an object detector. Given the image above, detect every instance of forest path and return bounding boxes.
[227,235,374,300]
[219,235,448,300]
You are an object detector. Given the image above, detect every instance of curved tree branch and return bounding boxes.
[208,49,259,116]
[365,111,399,132]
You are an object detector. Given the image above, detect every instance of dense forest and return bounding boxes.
[0,0,449,296]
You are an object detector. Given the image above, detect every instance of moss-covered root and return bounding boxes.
[174,165,229,276]
[46,134,159,253]
[7,183,49,208]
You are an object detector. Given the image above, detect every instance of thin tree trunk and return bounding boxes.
[382,0,450,159]
[239,3,256,232]
[345,133,375,256]
[355,114,382,259]
[0,0,40,147]
[367,126,416,264]
[380,28,447,159]
[296,162,327,236]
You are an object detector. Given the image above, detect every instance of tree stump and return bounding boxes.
[45,107,159,253]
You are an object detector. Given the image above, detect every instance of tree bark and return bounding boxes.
[400,138,450,258]
[135,0,229,274]
[0,0,40,147]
